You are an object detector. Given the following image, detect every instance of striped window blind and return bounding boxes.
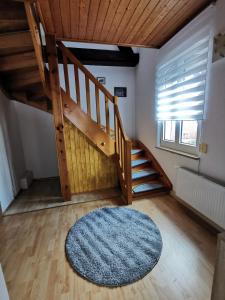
[155,35,211,120]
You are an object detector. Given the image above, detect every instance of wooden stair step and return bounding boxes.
[132,168,158,180]
[131,158,149,168]
[0,31,32,50]
[0,51,36,71]
[132,182,165,194]
[0,0,28,34]
[131,149,143,155]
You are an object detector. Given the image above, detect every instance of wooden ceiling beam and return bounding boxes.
[43,46,139,67]
[118,46,134,55]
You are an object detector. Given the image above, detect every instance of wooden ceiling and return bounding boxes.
[37,0,214,48]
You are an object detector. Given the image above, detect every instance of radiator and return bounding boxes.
[176,168,225,229]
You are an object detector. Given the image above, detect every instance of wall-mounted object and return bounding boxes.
[114,87,127,97]
[199,143,208,153]
[213,33,225,62]
[97,77,106,85]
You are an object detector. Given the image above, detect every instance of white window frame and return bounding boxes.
[157,120,201,156]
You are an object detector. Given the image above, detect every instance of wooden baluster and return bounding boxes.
[122,139,125,175]
[120,130,123,171]
[63,54,70,96]
[118,129,121,167]
[95,86,100,125]
[125,140,132,204]
[114,97,118,154]
[105,95,110,135]
[74,64,80,106]
[85,74,91,116]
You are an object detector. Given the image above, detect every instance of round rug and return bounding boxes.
[65,207,163,287]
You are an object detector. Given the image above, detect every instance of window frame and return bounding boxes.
[157,120,201,156]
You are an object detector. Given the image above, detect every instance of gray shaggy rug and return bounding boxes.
[65,207,162,287]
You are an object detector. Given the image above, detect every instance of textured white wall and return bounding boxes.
[14,102,59,179]
[135,2,225,190]
[0,91,25,211]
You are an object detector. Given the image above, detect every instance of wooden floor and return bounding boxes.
[4,178,120,216]
[0,195,217,300]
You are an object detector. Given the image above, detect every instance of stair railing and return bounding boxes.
[57,41,114,136]
[56,42,132,204]
[26,1,132,203]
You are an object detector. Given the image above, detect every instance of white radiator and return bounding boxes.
[176,168,225,229]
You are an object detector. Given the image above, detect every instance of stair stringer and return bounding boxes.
[62,90,115,157]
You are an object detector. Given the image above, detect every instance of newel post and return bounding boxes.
[46,34,71,201]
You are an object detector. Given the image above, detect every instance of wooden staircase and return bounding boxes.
[0,0,172,204]
[131,141,171,198]
[0,1,51,112]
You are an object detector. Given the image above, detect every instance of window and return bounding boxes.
[155,32,211,156]
[159,120,200,155]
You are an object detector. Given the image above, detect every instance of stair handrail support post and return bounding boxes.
[46,34,71,201]
[114,96,132,204]
[126,139,132,204]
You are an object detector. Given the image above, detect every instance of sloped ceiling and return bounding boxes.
[37,0,214,48]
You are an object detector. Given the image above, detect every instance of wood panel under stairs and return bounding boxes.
[131,140,172,198]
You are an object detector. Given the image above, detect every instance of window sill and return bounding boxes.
[155,146,200,160]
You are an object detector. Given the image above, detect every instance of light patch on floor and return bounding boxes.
[4,177,121,216]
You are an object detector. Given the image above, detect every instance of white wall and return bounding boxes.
[135,1,225,190]
[0,91,25,211]
[59,64,136,138]
[14,102,59,179]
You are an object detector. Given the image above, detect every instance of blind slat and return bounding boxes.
[155,34,210,121]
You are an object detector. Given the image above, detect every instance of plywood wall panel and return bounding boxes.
[64,120,118,194]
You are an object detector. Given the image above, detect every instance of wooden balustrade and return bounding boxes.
[57,41,114,133]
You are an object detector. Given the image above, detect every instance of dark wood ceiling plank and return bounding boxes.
[131,0,178,44]
[93,0,111,40]
[99,0,121,41]
[49,0,63,36]
[105,0,131,42]
[79,0,91,40]
[110,0,141,44]
[151,0,212,47]
[70,0,80,38]
[119,0,158,43]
